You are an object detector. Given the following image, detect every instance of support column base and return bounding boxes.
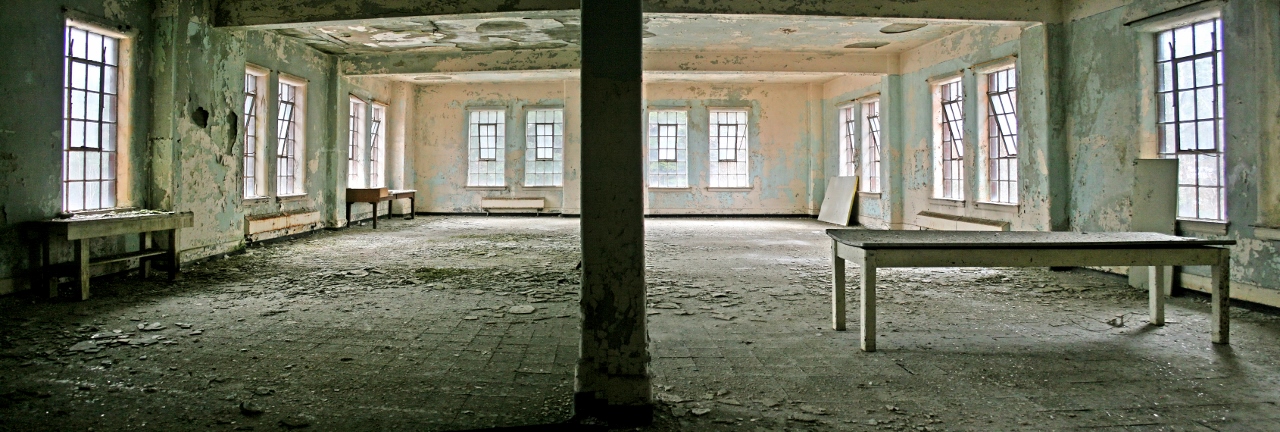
[572,392,653,427]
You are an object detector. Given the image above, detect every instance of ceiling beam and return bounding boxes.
[341,49,898,76]
[216,0,1059,28]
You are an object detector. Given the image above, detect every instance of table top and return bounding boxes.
[827,229,1235,249]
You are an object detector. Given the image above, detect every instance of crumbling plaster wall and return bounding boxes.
[1063,0,1280,302]
[412,81,569,213]
[644,82,816,215]
[0,0,155,294]
[877,24,1059,232]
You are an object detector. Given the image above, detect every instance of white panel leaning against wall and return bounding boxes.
[709,109,749,188]
[468,109,506,187]
[647,110,689,188]
[524,108,564,187]
[63,21,124,212]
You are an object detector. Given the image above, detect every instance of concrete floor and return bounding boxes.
[2,216,1279,431]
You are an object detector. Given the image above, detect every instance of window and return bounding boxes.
[242,68,267,198]
[525,108,564,187]
[862,99,882,193]
[984,68,1018,204]
[838,105,857,177]
[62,23,121,212]
[276,78,304,196]
[1157,19,1225,221]
[709,110,749,188]
[936,79,965,200]
[647,110,688,188]
[369,103,386,188]
[348,97,366,188]
[467,109,505,187]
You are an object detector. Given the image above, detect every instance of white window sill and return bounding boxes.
[707,187,753,192]
[521,186,563,190]
[68,206,139,216]
[1177,219,1228,236]
[975,201,1019,212]
[277,194,309,202]
[859,192,882,199]
[929,198,966,208]
[465,186,508,191]
[242,196,270,204]
[649,187,692,191]
[1253,226,1280,241]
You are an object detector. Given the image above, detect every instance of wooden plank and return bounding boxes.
[827,229,1235,249]
[91,249,168,266]
[43,212,194,240]
[817,176,858,225]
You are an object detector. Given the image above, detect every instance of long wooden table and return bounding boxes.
[827,230,1235,352]
[37,211,194,300]
[345,188,416,229]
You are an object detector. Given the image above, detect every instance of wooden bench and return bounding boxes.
[827,230,1235,352]
[36,211,194,300]
[480,197,546,214]
[346,188,416,229]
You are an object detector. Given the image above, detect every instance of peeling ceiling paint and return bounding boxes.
[386,70,858,84]
[276,11,984,55]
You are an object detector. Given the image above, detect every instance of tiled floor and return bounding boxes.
[1,216,1278,431]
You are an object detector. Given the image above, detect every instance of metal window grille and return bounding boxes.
[276,82,301,195]
[524,109,563,187]
[839,106,857,177]
[647,110,688,188]
[62,25,120,212]
[862,100,882,193]
[348,97,366,188]
[369,104,385,188]
[243,72,261,198]
[986,68,1018,204]
[938,80,965,200]
[467,110,505,187]
[709,110,749,188]
[1157,19,1226,221]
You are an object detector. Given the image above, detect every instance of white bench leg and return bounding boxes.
[1148,265,1166,326]
[831,240,845,331]
[861,252,877,352]
[1212,250,1230,344]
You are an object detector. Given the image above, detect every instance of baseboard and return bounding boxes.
[1180,272,1280,309]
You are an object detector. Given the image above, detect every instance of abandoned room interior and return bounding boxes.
[2,0,1280,430]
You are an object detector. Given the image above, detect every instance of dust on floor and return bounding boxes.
[1,216,1278,431]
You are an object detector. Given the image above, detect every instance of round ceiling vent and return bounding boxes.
[845,41,890,49]
[879,23,928,34]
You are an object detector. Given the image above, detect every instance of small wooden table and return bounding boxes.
[827,230,1235,352]
[345,188,416,229]
[37,211,194,300]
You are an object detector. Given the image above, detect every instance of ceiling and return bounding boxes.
[389,70,860,84]
[277,11,981,56]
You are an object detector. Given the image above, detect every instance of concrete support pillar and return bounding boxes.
[575,0,651,425]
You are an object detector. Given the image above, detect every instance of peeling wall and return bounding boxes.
[0,0,156,293]
[1063,0,1280,298]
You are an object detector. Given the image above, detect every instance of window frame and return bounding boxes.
[524,107,564,187]
[369,102,387,188]
[62,20,130,213]
[861,98,883,194]
[646,109,689,189]
[1155,19,1227,221]
[933,76,966,201]
[979,64,1019,205]
[467,108,507,188]
[708,108,750,189]
[347,95,367,189]
[838,103,858,178]
[242,65,268,199]
[275,74,307,197]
